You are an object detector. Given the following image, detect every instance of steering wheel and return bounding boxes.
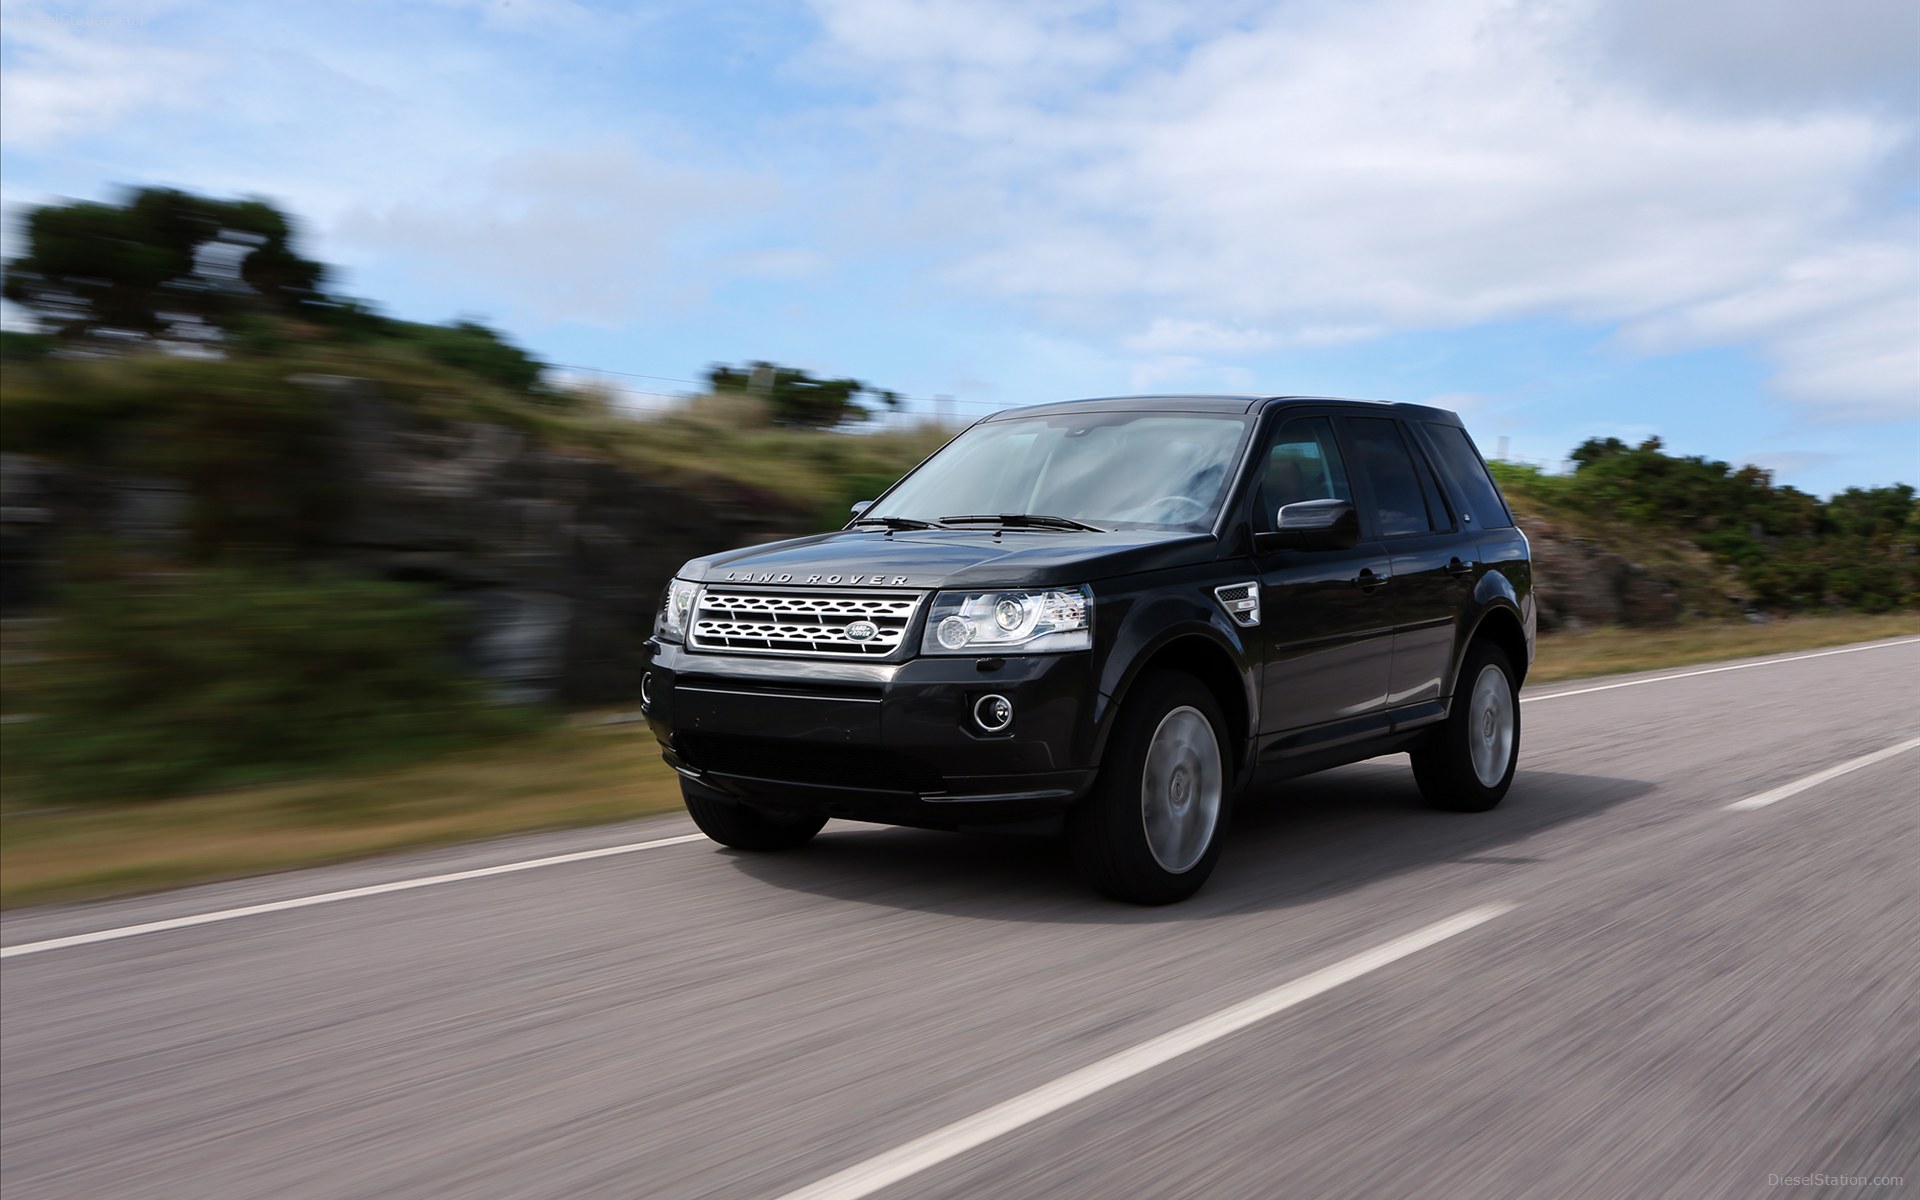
[1141,495,1209,522]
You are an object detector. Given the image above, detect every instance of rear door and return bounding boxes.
[1252,414,1394,733]
[1340,415,1476,710]
[1417,418,1531,664]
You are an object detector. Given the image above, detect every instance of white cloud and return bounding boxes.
[5,0,1912,437]
[1619,242,1920,422]
[414,0,646,37]
[1423,392,1488,417]
[725,246,831,281]
[1587,0,1919,113]
[0,4,212,149]
[1121,317,1383,355]
[1122,354,1263,393]
[334,140,773,326]
[0,1,784,329]
[807,0,1919,422]
[1124,318,1278,355]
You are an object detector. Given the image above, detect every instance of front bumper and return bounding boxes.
[641,641,1105,831]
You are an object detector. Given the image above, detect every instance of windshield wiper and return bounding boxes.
[850,515,943,531]
[938,513,1107,533]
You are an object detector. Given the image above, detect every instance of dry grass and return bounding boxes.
[5,613,1915,909]
[0,720,684,909]
[1530,612,1920,684]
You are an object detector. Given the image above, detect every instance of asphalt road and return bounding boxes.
[4,638,1918,1200]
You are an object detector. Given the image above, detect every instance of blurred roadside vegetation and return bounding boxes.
[6,559,536,803]
[1,186,943,521]
[1491,440,1918,614]
[0,715,685,909]
[5,611,1914,909]
[1,187,944,807]
[0,185,1912,839]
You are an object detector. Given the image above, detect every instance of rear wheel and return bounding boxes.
[1411,641,1519,812]
[1070,671,1232,904]
[681,779,826,850]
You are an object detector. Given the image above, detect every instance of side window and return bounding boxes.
[1347,417,1441,537]
[1423,423,1514,529]
[1257,417,1351,530]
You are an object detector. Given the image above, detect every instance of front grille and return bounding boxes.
[688,587,925,658]
[675,733,944,793]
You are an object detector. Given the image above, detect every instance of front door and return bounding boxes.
[1253,415,1395,734]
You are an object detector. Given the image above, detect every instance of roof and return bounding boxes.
[985,394,1465,423]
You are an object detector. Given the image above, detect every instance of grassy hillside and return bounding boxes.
[0,342,952,806]
[1490,461,1748,619]
[1489,447,1917,616]
[0,340,952,530]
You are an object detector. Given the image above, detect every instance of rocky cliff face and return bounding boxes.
[1517,515,1684,630]
[2,383,1704,703]
[0,376,818,703]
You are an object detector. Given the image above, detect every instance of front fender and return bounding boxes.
[1088,579,1260,770]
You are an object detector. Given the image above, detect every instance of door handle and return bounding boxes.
[1445,556,1475,580]
[1352,568,1391,592]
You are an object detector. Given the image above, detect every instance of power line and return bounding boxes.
[547,363,704,387]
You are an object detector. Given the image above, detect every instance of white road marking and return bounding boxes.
[0,833,709,959]
[1724,734,1920,812]
[773,903,1515,1200]
[1522,637,1920,705]
[9,639,1908,960]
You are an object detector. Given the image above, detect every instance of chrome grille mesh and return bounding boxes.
[689,588,925,657]
[1213,581,1261,627]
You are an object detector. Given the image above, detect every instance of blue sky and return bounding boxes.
[3,0,1915,495]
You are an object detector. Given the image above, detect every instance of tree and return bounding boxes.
[2,187,560,399]
[706,361,902,429]
[0,331,56,361]
[381,318,549,395]
[2,187,330,345]
[1569,436,1632,470]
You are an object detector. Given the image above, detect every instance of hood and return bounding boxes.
[681,527,1218,590]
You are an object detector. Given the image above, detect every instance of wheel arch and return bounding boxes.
[1464,603,1531,688]
[1103,630,1254,778]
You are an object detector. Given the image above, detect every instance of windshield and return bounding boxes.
[870,411,1253,532]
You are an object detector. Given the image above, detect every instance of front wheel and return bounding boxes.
[1411,642,1520,812]
[681,779,827,850]
[1070,671,1233,904]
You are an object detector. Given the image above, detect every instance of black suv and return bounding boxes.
[642,395,1534,903]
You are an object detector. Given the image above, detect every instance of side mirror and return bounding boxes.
[1254,498,1360,553]
[849,500,874,517]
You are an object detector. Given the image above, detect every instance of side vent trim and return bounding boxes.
[1213,581,1261,628]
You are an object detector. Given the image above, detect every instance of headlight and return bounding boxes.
[921,585,1092,654]
[653,579,698,643]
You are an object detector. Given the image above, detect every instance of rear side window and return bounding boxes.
[1424,424,1514,529]
[1347,417,1441,536]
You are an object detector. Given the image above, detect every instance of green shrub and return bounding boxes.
[1492,441,1917,614]
[7,562,539,803]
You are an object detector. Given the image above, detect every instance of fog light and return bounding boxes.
[974,693,1013,733]
[641,672,655,707]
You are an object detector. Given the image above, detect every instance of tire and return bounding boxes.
[1411,641,1520,812]
[1070,671,1233,904]
[681,779,827,850]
